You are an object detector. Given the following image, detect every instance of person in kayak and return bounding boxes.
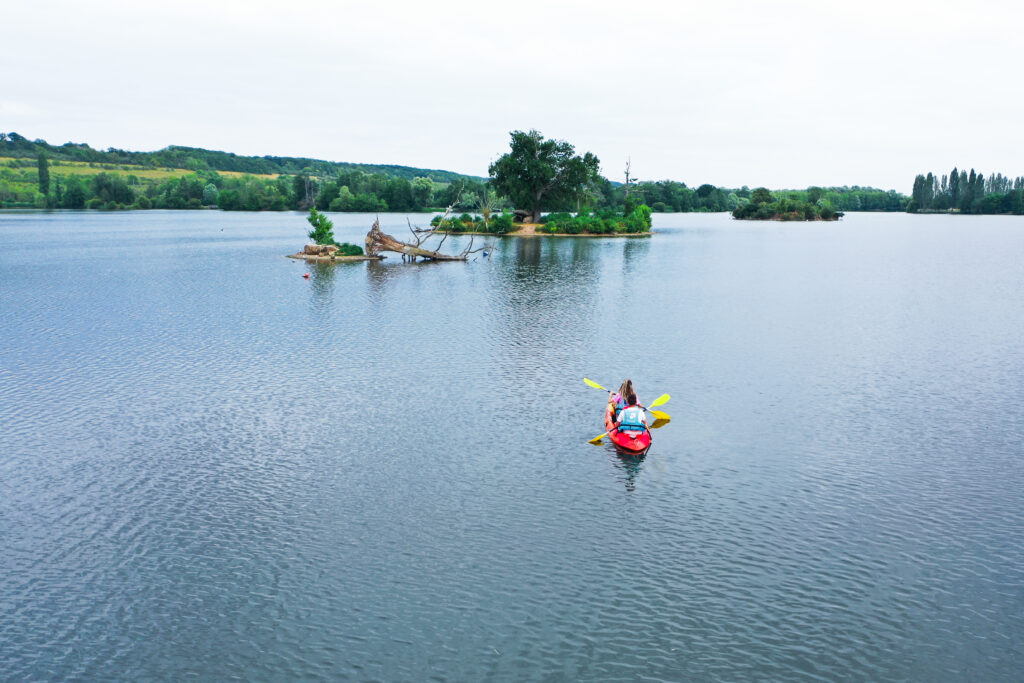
[609,379,634,421]
[614,386,648,434]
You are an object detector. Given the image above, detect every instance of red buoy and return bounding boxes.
[303,273,310,279]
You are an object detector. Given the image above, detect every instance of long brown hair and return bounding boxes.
[618,379,636,405]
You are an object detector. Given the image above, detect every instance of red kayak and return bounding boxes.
[604,403,651,455]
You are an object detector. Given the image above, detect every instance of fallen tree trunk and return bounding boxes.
[365,219,481,261]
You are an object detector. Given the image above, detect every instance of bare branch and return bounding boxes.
[365,219,470,261]
[434,229,449,251]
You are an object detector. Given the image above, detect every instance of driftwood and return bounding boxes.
[363,202,488,262]
[365,221,471,261]
[304,243,338,256]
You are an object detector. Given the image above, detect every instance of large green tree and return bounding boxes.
[488,129,600,222]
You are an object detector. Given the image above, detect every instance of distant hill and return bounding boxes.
[0,132,484,184]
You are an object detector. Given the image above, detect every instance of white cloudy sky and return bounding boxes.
[4,0,1022,191]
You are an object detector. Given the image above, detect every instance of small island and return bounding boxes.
[428,205,653,237]
[287,244,382,262]
[732,187,843,221]
[477,130,654,236]
[288,209,383,262]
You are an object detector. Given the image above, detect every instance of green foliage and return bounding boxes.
[623,204,652,233]
[430,210,513,234]
[306,208,336,245]
[37,153,49,197]
[490,212,514,232]
[91,173,135,205]
[63,176,86,208]
[411,177,433,208]
[488,129,601,222]
[538,205,652,234]
[733,196,844,221]
[336,243,364,256]
[202,183,218,206]
[539,212,573,224]
[1,131,484,184]
[907,166,1023,214]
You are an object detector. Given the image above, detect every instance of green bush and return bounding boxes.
[490,213,513,233]
[306,208,336,245]
[336,243,363,256]
[540,212,572,224]
[436,217,464,231]
[621,204,652,233]
[582,216,612,234]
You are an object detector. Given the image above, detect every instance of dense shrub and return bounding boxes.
[539,212,572,224]
[538,205,651,234]
[732,198,843,221]
[336,243,364,256]
[490,212,513,232]
[622,204,652,233]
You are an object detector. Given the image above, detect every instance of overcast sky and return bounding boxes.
[4,0,1022,191]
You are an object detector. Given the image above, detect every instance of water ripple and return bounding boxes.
[1,211,1023,680]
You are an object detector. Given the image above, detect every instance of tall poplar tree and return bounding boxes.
[37,152,50,197]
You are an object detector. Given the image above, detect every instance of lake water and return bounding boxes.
[1,210,1022,680]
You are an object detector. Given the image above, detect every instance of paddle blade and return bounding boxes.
[650,410,670,422]
[649,393,671,408]
[588,432,607,444]
[584,378,609,392]
[650,417,670,430]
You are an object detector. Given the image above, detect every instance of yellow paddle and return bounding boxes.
[584,380,672,444]
[588,413,669,445]
[584,379,671,412]
[647,393,671,409]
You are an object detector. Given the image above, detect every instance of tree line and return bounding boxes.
[909,167,1024,214]
[732,187,843,221]
[1,154,489,212]
[2,129,912,216]
[0,132,480,183]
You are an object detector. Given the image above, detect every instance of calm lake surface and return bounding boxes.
[2,210,1023,680]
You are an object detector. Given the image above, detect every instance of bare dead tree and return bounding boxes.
[365,217,487,262]
[624,158,633,204]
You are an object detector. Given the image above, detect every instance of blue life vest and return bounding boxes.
[618,405,646,432]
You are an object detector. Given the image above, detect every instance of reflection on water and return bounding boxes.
[621,235,651,274]
[308,261,337,300]
[611,451,647,492]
